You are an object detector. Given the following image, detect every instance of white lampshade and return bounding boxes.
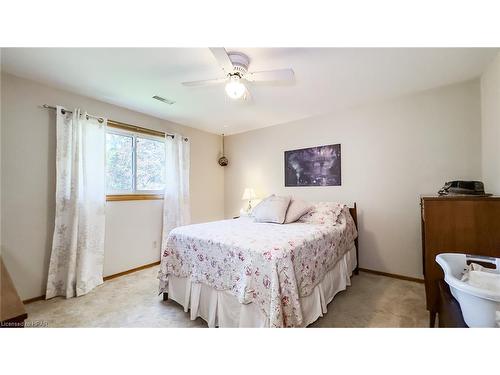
[241,188,257,201]
[225,76,246,99]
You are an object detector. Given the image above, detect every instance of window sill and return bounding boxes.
[106,194,164,202]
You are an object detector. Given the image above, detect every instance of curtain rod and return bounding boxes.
[41,104,187,140]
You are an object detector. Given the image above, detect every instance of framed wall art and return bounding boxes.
[284,144,341,187]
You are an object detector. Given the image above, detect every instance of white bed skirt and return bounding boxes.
[166,244,357,327]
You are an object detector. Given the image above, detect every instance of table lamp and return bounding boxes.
[241,188,257,213]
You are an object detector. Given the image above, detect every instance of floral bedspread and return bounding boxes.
[158,206,357,327]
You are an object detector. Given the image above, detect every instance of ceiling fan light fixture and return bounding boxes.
[225,75,246,99]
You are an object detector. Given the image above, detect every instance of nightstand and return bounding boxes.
[233,212,250,219]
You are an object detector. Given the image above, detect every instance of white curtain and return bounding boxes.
[161,134,190,245]
[46,106,107,299]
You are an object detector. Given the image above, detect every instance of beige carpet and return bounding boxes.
[25,266,428,328]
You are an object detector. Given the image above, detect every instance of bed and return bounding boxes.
[158,203,358,327]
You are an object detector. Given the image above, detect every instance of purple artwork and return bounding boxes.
[284,144,341,186]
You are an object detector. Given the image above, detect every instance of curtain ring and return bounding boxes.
[61,109,66,115]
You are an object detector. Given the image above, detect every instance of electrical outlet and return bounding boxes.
[153,241,158,249]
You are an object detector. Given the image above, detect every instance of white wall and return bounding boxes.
[0,52,3,251]
[481,52,500,194]
[224,80,482,279]
[104,200,164,277]
[1,73,225,300]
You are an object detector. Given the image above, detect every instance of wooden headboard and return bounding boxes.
[348,202,357,230]
[348,203,359,275]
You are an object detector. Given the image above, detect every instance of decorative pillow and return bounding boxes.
[251,194,275,217]
[298,202,345,225]
[284,198,313,223]
[253,195,291,224]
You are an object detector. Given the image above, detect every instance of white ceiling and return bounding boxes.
[2,48,497,135]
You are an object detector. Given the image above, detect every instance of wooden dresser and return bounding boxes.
[1,258,28,327]
[420,195,500,327]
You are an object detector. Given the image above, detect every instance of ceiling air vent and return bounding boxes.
[152,95,175,105]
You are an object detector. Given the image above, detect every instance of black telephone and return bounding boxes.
[438,180,489,196]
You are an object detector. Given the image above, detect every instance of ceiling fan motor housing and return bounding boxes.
[228,52,250,76]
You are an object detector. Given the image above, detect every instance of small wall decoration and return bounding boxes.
[285,144,341,186]
[218,134,229,166]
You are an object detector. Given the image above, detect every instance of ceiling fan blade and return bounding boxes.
[209,47,234,74]
[246,68,295,83]
[182,77,227,87]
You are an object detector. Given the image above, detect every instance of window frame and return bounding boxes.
[105,127,166,200]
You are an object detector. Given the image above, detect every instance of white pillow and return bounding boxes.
[253,195,291,224]
[284,198,313,223]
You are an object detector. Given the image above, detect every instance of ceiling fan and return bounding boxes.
[182,48,295,100]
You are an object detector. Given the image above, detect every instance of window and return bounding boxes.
[106,128,165,199]
[136,137,166,191]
